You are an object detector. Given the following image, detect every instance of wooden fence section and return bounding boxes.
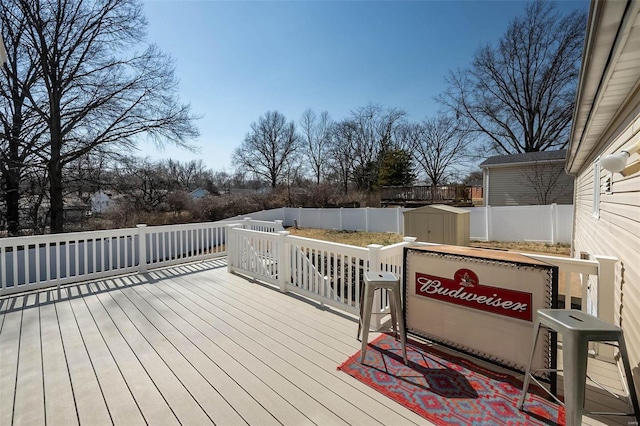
[380,185,478,206]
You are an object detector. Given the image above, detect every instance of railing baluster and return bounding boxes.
[23,244,29,285]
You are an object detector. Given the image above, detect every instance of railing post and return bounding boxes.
[274,220,284,232]
[243,217,251,229]
[137,224,148,273]
[277,231,290,293]
[594,255,618,361]
[227,224,240,273]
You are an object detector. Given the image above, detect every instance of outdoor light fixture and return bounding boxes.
[600,139,640,176]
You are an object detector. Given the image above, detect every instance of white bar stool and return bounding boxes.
[517,309,639,426]
[358,271,407,365]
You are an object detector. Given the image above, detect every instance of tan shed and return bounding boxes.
[403,204,470,246]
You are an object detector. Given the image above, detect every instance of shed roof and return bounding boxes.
[479,150,567,168]
[403,204,469,214]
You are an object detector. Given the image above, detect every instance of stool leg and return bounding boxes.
[389,289,398,338]
[517,317,541,410]
[392,288,407,365]
[357,282,364,340]
[563,334,589,426]
[359,284,375,364]
[618,335,640,422]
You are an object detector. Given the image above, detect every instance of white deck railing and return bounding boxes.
[227,224,617,359]
[0,218,282,296]
[0,218,617,360]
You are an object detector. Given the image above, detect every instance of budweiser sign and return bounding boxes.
[415,269,532,321]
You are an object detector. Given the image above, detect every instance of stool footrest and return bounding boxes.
[522,374,564,407]
[585,411,636,417]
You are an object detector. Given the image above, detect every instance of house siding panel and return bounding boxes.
[487,164,574,206]
[573,108,640,390]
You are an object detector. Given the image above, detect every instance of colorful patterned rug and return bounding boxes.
[338,334,564,425]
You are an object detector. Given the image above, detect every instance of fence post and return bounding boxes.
[397,208,402,234]
[277,231,290,293]
[550,203,557,245]
[367,244,384,329]
[137,224,148,273]
[298,207,302,228]
[365,207,370,232]
[594,255,618,361]
[485,205,492,241]
[340,207,344,230]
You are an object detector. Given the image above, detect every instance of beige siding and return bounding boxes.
[486,163,574,206]
[573,102,640,393]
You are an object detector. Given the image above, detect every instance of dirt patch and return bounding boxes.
[286,228,404,247]
[286,228,571,256]
[469,241,570,256]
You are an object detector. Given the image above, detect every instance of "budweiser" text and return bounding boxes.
[418,277,528,312]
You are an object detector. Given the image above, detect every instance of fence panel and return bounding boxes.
[466,207,488,240]
[234,205,574,243]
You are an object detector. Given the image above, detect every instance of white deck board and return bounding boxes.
[1,258,636,426]
[157,271,424,425]
[39,299,78,426]
[55,291,113,425]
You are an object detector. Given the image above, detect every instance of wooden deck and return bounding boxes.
[0,259,635,425]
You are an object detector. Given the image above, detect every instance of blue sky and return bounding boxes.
[139,0,589,172]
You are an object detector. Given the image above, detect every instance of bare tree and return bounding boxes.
[112,157,170,212]
[406,115,470,186]
[327,119,357,194]
[299,108,331,185]
[233,111,299,189]
[12,0,199,233]
[164,159,214,192]
[0,0,46,235]
[438,1,586,154]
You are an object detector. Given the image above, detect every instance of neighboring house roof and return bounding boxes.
[566,0,640,174]
[479,150,567,168]
[189,188,209,199]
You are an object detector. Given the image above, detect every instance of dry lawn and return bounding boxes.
[286,227,571,255]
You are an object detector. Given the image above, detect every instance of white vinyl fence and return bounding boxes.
[231,204,574,244]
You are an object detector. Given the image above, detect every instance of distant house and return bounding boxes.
[91,190,112,214]
[565,0,640,392]
[189,188,209,199]
[479,150,574,206]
